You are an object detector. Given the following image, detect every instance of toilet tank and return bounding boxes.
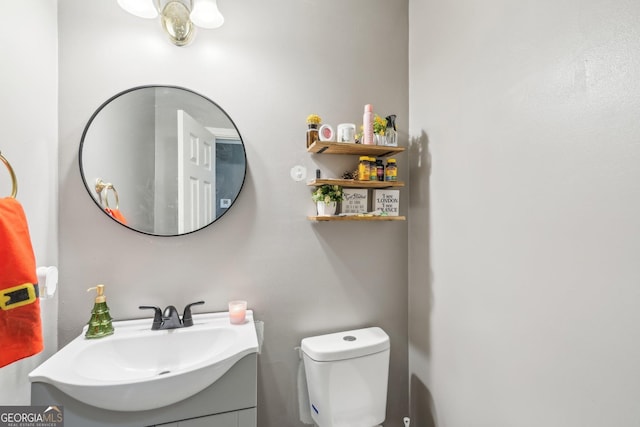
[301,327,390,427]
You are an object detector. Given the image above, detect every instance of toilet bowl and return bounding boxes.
[301,327,390,427]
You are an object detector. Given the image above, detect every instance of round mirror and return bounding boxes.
[79,86,247,236]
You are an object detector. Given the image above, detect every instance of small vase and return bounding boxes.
[307,124,319,148]
[384,115,398,147]
[374,133,386,146]
[316,201,337,216]
[384,127,398,146]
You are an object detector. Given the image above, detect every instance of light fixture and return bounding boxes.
[191,0,224,29]
[117,0,224,46]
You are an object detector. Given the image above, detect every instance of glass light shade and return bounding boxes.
[117,0,158,19]
[190,0,224,29]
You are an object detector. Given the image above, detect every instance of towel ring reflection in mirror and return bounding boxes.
[0,151,18,198]
[95,178,120,209]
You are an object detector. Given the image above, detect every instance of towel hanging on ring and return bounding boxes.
[0,153,44,367]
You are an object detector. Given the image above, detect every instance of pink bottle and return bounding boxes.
[363,104,374,145]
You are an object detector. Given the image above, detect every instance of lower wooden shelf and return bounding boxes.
[308,215,406,222]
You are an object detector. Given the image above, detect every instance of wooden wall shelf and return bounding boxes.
[306,140,405,222]
[307,141,405,157]
[307,178,404,188]
[308,215,406,222]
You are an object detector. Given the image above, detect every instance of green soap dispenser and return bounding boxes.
[85,284,114,339]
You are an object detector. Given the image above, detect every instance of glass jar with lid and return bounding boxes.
[385,158,397,182]
[358,156,370,181]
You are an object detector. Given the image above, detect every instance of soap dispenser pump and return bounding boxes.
[85,284,114,339]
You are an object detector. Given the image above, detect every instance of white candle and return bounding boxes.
[228,300,247,324]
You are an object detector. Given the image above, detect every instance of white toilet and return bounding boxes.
[301,327,390,427]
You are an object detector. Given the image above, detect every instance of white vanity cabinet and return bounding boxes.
[31,354,257,427]
[156,408,256,427]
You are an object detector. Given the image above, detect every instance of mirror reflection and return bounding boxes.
[79,86,247,236]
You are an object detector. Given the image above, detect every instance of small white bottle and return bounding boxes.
[363,104,374,145]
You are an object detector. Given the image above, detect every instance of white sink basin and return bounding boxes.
[29,311,258,412]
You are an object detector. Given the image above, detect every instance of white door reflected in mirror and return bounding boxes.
[177,110,216,234]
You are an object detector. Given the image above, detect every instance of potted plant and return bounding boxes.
[373,114,387,145]
[312,184,344,216]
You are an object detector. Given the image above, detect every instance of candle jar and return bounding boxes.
[307,124,319,148]
[228,300,247,324]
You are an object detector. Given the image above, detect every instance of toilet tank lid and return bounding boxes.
[301,327,390,362]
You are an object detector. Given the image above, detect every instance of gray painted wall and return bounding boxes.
[58,1,408,426]
[0,0,58,404]
[7,1,639,425]
[408,0,640,425]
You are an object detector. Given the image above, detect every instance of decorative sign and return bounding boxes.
[342,189,368,214]
[374,190,399,216]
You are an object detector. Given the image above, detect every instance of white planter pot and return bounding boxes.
[316,201,337,216]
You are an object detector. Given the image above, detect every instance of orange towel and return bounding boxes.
[105,207,127,224]
[0,197,43,367]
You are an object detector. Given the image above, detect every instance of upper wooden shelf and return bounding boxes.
[307,141,405,157]
[307,178,404,188]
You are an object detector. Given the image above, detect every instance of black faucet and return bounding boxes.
[139,301,205,330]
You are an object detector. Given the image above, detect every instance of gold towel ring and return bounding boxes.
[0,151,18,198]
[95,178,120,209]
[104,185,120,210]
[95,178,108,206]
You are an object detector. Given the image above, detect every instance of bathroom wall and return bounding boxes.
[58,1,408,426]
[0,0,58,405]
[408,0,640,425]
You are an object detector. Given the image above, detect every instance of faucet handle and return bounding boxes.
[182,300,205,327]
[139,305,163,330]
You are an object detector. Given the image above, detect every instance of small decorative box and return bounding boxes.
[373,190,400,216]
[342,189,368,214]
[319,124,334,141]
